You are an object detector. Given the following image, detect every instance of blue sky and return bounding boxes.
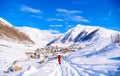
[0,0,120,33]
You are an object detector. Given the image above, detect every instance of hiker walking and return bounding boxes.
[57,52,66,64]
[57,55,62,64]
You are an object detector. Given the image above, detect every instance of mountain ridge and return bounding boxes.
[47,24,120,46]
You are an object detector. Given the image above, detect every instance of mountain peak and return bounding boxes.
[74,24,99,31]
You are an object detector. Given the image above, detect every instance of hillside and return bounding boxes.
[18,26,59,45]
[0,17,34,44]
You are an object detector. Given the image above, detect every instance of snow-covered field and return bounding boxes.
[1,39,120,76]
[0,38,46,75]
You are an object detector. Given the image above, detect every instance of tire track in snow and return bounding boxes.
[64,60,109,76]
[60,60,81,76]
[60,62,68,76]
[63,60,90,76]
[48,65,62,76]
[64,59,108,76]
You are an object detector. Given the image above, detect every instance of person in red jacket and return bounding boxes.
[57,55,62,64]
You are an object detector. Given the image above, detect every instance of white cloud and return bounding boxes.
[56,8,90,22]
[30,15,42,19]
[56,8,81,14]
[46,18,63,21]
[50,24,63,27]
[70,16,90,22]
[21,5,42,13]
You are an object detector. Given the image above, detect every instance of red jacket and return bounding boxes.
[58,55,61,63]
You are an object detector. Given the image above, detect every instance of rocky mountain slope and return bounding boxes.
[0,17,34,44]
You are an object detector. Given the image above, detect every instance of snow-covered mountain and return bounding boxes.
[47,24,119,46]
[0,17,59,45]
[0,17,34,44]
[18,26,59,45]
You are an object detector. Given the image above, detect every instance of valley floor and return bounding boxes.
[0,39,120,76]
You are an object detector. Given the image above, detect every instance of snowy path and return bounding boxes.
[48,60,80,76]
[48,64,62,76]
[61,60,80,76]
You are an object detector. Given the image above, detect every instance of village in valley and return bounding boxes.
[7,44,81,73]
